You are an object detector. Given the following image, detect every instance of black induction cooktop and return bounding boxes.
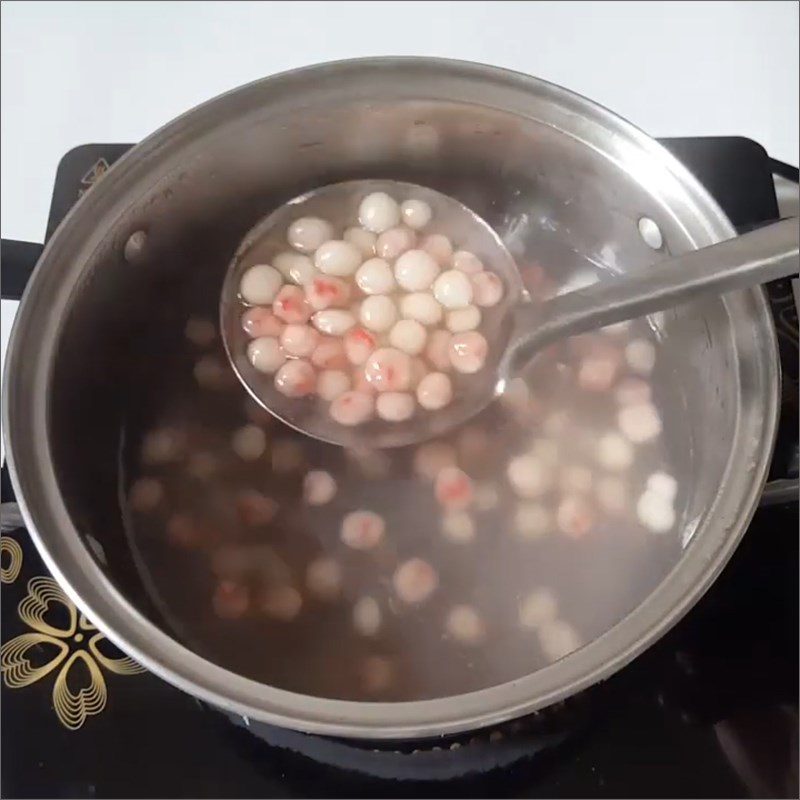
[1,137,797,799]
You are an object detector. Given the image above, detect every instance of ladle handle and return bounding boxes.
[504,217,799,374]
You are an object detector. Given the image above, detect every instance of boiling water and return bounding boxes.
[123,238,688,702]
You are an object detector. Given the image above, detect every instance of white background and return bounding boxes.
[1,0,799,434]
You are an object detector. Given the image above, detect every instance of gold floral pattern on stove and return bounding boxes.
[0,537,23,584]
[1,576,146,730]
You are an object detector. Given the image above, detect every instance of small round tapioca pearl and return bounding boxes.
[400,292,443,326]
[560,465,593,495]
[314,240,362,277]
[364,347,412,392]
[273,285,312,324]
[231,424,267,460]
[646,471,678,500]
[471,271,504,307]
[317,369,351,401]
[514,502,552,540]
[474,482,499,511]
[305,557,342,601]
[433,269,474,309]
[446,305,481,333]
[141,428,185,465]
[507,454,553,499]
[358,191,401,233]
[451,250,484,275]
[394,249,441,292]
[449,331,488,374]
[556,495,595,539]
[376,226,416,260]
[578,354,619,392]
[343,226,377,257]
[596,432,634,471]
[305,275,351,312]
[239,264,283,304]
[420,233,453,267]
[400,198,432,230]
[274,359,316,398]
[435,466,474,511]
[360,655,394,694]
[303,469,337,506]
[638,489,674,531]
[260,585,302,621]
[213,580,250,620]
[416,372,453,410]
[241,307,285,339]
[184,317,216,347]
[359,295,398,333]
[519,588,558,630]
[441,511,475,543]
[194,355,230,390]
[129,477,164,512]
[445,605,486,645]
[596,476,628,514]
[344,327,378,365]
[413,441,457,481]
[625,338,657,375]
[272,252,316,286]
[271,438,305,473]
[353,596,382,637]
[311,337,348,370]
[311,309,357,336]
[280,324,320,358]
[425,330,452,371]
[538,619,581,662]
[236,489,278,525]
[341,510,385,550]
[615,377,652,406]
[355,257,395,295]
[393,558,439,605]
[329,391,375,426]
[618,403,662,443]
[287,216,334,254]
[376,392,416,422]
[247,336,286,374]
[389,319,427,356]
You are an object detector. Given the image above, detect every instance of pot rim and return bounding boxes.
[2,56,779,740]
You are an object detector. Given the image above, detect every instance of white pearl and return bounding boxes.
[393,558,438,604]
[507,454,553,498]
[280,324,319,358]
[441,511,475,543]
[364,347,412,392]
[394,249,440,292]
[340,510,385,549]
[303,469,337,505]
[451,250,483,275]
[358,192,401,233]
[625,339,657,375]
[355,258,396,295]
[353,596,382,636]
[636,489,675,533]
[400,292,443,326]
[287,217,334,254]
[556,495,594,538]
[231,424,266,461]
[343,226,377,257]
[314,240,362,276]
[317,369,351,401]
[646,471,678,500]
[471,271,504,307]
[388,319,427,355]
[514,503,552,540]
[311,309,356,336]
[538,619,581,662]
[274,359,316,398]
[425,330,452,371]
[272,252,316,286]
[376,227,416,260]
[329,391,374,426]
[445,305,481,332]
[239,264,283,304]
[247,336,286,374]
[420,233,453,267]
[376,392,416,421]
[448,331,488,374]
[519,588,558,629]
[416,372,452,410]
[400,199,432,230]
[359,295,397,332]
[618,403,662,443]
[433,269,474,309]
[445,605,485,644]
[305,557,342,600]
[596,432,634,471]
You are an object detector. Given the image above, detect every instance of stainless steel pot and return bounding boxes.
[2,58,780,739]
